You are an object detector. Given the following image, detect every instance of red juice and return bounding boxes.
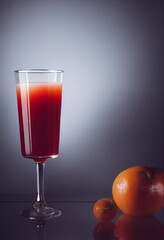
[16,82,62,162]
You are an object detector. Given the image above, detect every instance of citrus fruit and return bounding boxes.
[93,198,118,222]
[112,166,164,216]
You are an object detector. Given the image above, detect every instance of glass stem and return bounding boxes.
[36,162,46,206]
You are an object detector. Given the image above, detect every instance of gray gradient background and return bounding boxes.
[0,0,163,201]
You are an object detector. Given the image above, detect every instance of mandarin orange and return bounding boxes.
[93,198,118,222]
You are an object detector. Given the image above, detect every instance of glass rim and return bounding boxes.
[14,69,64,73]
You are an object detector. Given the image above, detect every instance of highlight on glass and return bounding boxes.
[15,69,64,219]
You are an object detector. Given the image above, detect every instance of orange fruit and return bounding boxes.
[112,166,164,216]
[93,198,118,222]
[115,214,164,240]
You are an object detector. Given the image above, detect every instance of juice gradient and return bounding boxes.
[16,82,62,162]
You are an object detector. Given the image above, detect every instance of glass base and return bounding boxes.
[20,202,62,219]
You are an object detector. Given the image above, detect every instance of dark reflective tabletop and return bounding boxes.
[0,200,163,239]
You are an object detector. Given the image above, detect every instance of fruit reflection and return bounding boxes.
[115,213,164,240]
[93,221,116,240]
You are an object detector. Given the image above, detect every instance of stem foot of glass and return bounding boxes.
[20,203,62,219]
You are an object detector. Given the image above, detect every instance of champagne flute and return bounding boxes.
[15,69,63,219]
